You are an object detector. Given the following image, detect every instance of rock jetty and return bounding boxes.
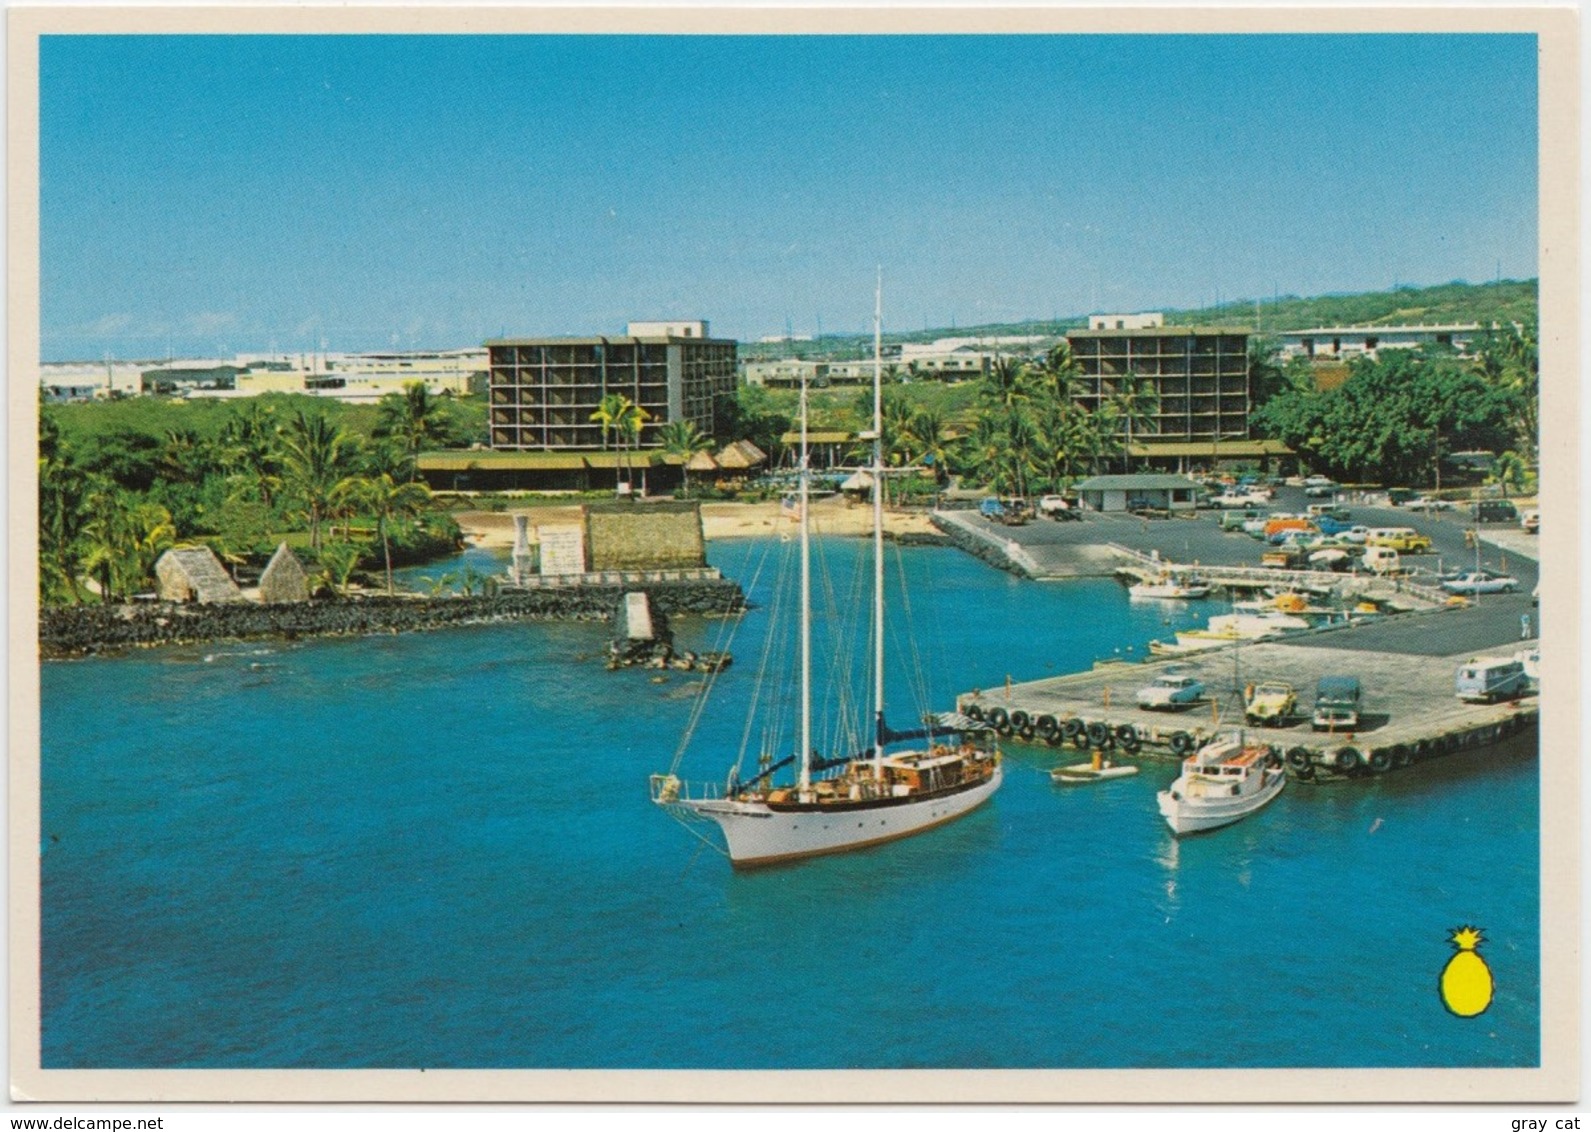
[38,579,746,660]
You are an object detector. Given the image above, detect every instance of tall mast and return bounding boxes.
[872,269,885,779]
[798,373,812,798]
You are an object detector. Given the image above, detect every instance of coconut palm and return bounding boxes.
[80,487,175,602]
[218,401,284,508]
[905,406,955,486]
[350,472,433,595]
[658,419,713,496]
[1106,371,1159,472]
[312,539,363,597]
[1487,450,1530,499]
[281,410,356,552]
[592,393,650,490]
[376,382,453,480]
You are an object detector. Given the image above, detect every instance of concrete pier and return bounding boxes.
[959,634,1538,783]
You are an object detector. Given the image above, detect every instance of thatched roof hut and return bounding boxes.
[257,543,310,603]
[155,547,243,604]
[714,440,768,474]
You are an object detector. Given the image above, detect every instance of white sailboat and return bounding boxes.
[650,278,1002,867]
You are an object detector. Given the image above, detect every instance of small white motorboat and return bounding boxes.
[1129,573,1212,600]
[1051,754,1139,785]
[1156,732,1286,835]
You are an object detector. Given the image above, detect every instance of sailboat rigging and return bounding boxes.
[651,275,1003,866]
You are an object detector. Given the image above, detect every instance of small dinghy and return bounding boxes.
[1051,755,1140,785]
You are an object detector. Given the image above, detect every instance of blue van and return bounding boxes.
[1454,657,1528,703]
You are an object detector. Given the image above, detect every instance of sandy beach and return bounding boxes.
[452,499,940,549]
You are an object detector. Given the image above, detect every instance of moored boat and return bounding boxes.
[650,277,1002,867]
[1156,732,1286,835]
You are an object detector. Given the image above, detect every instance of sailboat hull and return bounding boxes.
[681,764,1003,867]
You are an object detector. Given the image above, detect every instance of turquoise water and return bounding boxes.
[40,539,1539,1068]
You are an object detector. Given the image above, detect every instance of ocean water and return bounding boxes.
[40,538,1539,1069]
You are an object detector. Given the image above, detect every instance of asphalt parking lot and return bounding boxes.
[950,485,1541,658]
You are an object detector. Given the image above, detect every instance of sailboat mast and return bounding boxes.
[799,373,812,797]
[872,270,885,778]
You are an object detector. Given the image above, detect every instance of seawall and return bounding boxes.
[39,579,746,659]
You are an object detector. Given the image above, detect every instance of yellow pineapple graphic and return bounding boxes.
[1439,926,1494,1017]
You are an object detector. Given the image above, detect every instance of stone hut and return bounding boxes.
[257,542,310,603]
[155,547,243,604]
[586,501,707,572]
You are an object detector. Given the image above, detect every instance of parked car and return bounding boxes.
[1135,674,1205,711]
[1455,657,1529,703]
[1360,546,1402,575]
[1441,571,1521,595]
[1245,681,1298,726]
[1339,525,1371,544]
[1306,503,1351,521]
[1521,509,1540,534]
[1038,494,1081,520]
[1302,475,1334,490]
[1312,676,1362,731]
[1404,496,1457,512]
[978,497,1006,519]
[1385,488,1418,506]
[1365,527,1433,553]
[1471,500,1520,524]
[1218,508,1262,531]
[1304,483,1337,498]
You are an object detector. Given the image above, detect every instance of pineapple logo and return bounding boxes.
[1439,926,1494,1017]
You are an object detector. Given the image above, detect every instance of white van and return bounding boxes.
[1361,545,1401,575]
[1455,657,1528,703]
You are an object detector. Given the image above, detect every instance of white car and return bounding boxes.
[1441,572,1521,595]
[1136,674,1206,710]
[1405,496,1457,512]
[1340,525,1370,544]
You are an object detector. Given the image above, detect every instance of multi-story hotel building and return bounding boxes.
[485,321,737,451]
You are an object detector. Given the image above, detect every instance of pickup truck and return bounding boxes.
[1261,546,1306,570]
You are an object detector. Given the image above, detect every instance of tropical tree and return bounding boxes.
[312,539,363,597]
[280,410,356,553]
[79,487,175,602]
[591,393,650,490]
[1487,450,1530,499]
[375,382,454,480]
[218,400,284,507]
[38,441,93,604]
[356,472,433,594]
[1105,371,1159,472]
[658,419,713,496]
[904,406,956,486]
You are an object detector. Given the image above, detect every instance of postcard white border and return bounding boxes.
[8,4,1580,1105]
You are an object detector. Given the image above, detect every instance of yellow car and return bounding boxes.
[1365,527,1432,553]
[1245,681,1298,726]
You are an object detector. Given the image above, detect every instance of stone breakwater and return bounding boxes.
[929,513,1035,578]
[39,580,747,659]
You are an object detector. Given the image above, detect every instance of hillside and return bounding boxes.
[746,278,1537,357]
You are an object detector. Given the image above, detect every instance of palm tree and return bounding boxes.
[1106,371,1159,472]
[592,393,649,490]
[658,419,713,496]
[38,441,94,604]
[1487,450,1530,499]
[218,401,284,508]
[281,410,355,553]
[80,487,175,602]
[376,382,453,481]
[312,539,363,597]
[357,473,433,594]
[905,407,955,487]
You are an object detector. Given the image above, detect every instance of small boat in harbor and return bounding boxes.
[650,278,1002,867]
[1051,754,1140,785]
[1156,732,1286,835]
[1129,577,1212,600]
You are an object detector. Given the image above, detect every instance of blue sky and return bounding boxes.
[39,33,1538,360]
